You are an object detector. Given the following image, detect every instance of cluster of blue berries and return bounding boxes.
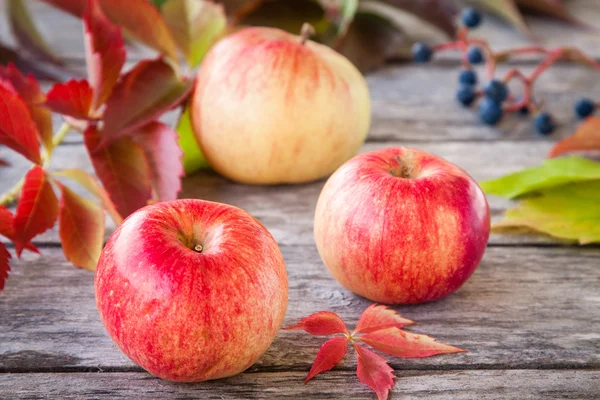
[411,7,598,136]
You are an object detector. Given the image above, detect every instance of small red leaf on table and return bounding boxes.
[38,0,86,17]
[83,0,126,110]
[58,184,104,271]
[100,58,192,147]
[549,117,600,158]
[45,80,94,120]
[0,64,53,151]
[284,311,349,335]
[305,336,348,383]
[0,206,38,253]
[0,242,10,291]
[0,85,41,164]
[85,126,152,218]
[354,343,395,400]
[354,304,414,334]
[133,121,183,201]
[13,166,59,256]
[358,327,466,358]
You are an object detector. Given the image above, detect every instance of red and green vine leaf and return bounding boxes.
[0,85,42,164]
[358,327,466,358]
[516,0,581,24]
[0,242,10,291]
[100,58,192,147]
[132,121,183,202]
[53,168,122,225]
[0,207,38,253]
[85,127,153,218]
[13,166,59,257]
[354,304,413,334]
[45,80,94,120]
[283,311,349,335]
[305,336,349,383]
[162,0,227,67]
[83,0,126,110]
[0,64,53,151]
[354,343,395,400]
[58,184,105,271]
[39,0,86,17]
[176,103,210,174]
[549,117,600,158]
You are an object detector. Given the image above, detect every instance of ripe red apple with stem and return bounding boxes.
[314,147,490,304]
[95,199,288,382]
[190,25,371,184]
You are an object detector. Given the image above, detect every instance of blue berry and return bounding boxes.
[478,98,503,125]
[412,42,433,63]
[457,85,476,106]
[467,47,484,64]
[458,69,477,86]
[574,97,596,118]
[534,112,555,135]
[483,79,509,103]
[461,7,482,29]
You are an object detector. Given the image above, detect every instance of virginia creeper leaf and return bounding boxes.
[516,0,582,25]
[0,207,38,253]
[58,184,104,271]
[354,304,413,334]
[234,0,325,35]
[375,0,457,37]
[0,64,53,151]
[53,168,122,225]
[85,127,153,218]
[0,85,42,164]
[44,80,94,120]
[359,327,465,358]
[176,104,209,173]
[162,0,227,67]
[13,166,59,257]
[549,117,600,158]
[318,0,358,44]
[8,0,63,67]
[468,0,531,36]
[354,343,395,400]
[132,121,183,201]
[0,242,10,291]
[494,180,600,244]
[284,311,349,335]
[39,0,86,17]
[83,0,126,110]
[479,156,600,199]
[305,336,349,383]
[101,58,192,147]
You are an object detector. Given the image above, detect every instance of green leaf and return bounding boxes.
[176,105,210,174]
[151,0,169,8]
[494,180,600,244]
[162,0,227,67]
[480,157,600,199]
[318,0,358,44]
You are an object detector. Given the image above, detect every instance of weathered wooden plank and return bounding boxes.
[1,246,598,371]
[0,370,599,399]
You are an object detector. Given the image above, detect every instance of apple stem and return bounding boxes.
[299,23,315,45]
[194,244,203,253]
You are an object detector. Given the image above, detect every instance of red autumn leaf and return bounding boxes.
[0,64,53,151]
[58,184,105,271]
[305,336,348,383]
[13,165,59,256]
[0,242,10,291]
[354,343,395,400]
[0,85,41,164]
[45,80,95,120]
[53,168,122,225]
[133,121,183,201]
[354,304,414,334]
[358,327,466,358]
[0,206,39,253]
[284,311,349,335]
[100,58,192,147]
[83,0,126,110]
[85,126,153,218]
[549,117,600,158]
[39,0,86,17]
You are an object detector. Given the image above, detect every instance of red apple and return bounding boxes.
[95,199,288,382]
[314,147,490,304]
[190,26,371,184]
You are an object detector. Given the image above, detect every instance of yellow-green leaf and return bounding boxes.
[176,104,210,174]
[480,156,600,199]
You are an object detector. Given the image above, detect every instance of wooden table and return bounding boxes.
[1,2,599,399]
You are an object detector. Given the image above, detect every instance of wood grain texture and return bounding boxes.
[1,370,599,399]
[1,246,598,372]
